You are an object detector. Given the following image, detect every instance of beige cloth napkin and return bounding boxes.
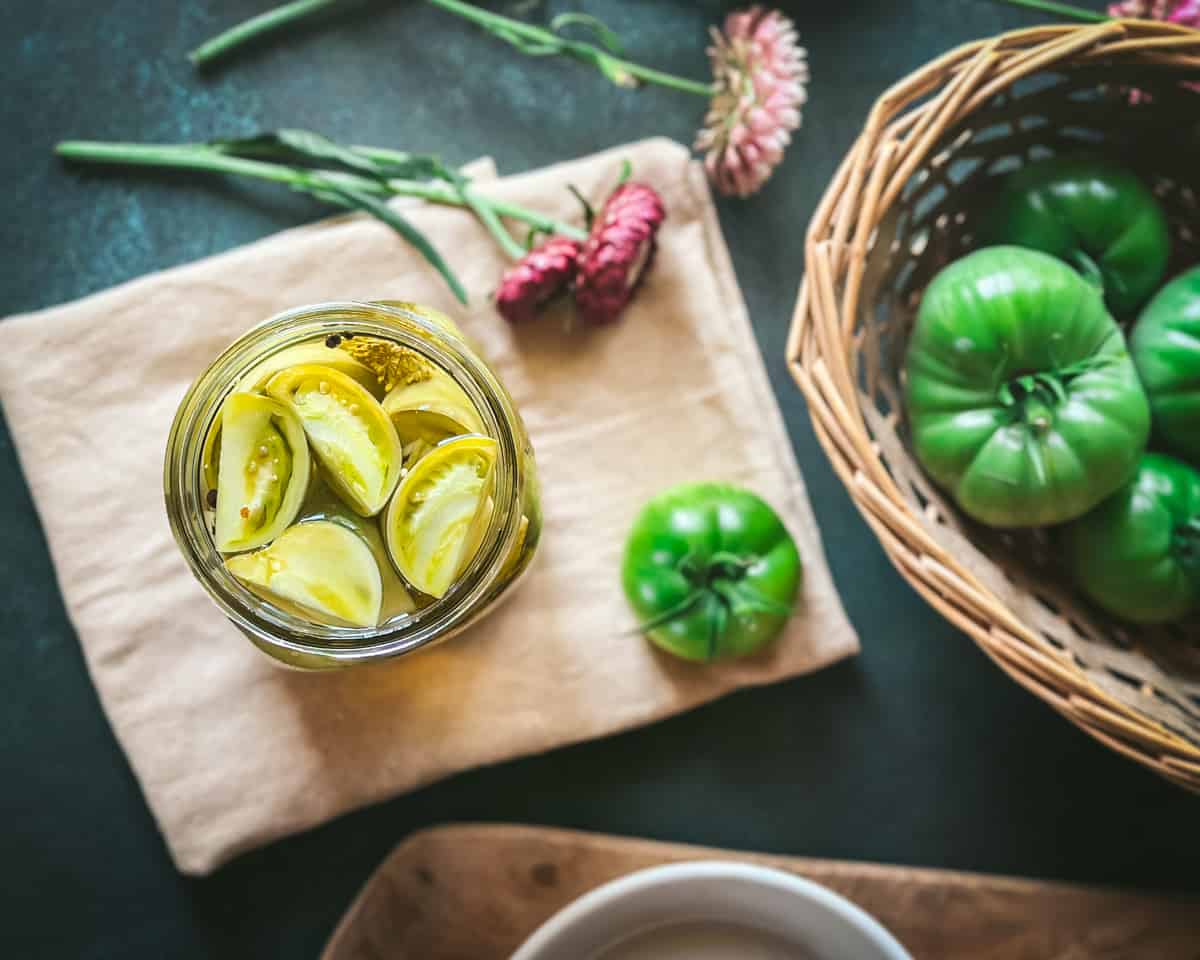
[0,138,857,874]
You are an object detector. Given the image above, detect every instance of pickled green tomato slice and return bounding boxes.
[206,344,382,493]
[237,343,383,397]
[202,417,223,495]
[224,520,383,627]
[267,364,403,517]
[213,394,311,552]
[382,368,485,446]
[311,495,418,617]
[384,435,498,598]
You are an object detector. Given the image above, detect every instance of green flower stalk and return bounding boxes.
[55,130,587,305]
[992,0,1107,19]
[189,0,345,64]
[188,2,810,198]
[190,0,715,96]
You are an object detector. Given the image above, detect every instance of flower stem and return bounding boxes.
[57,139,312,186]
[992,0,1109,22]
[53,139,587,242]
[187,0,717,96]
[458,185,528,259]
[423,0,715,95]
[190,0,341,66]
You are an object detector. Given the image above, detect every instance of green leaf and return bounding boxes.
[550,12,626,56]
[617,158,633,187]
[730,584,794,618]
[213,130,450,183]
[322,182,469,305]
[706,595,727,660]
[1047,376,1068,405]
[213,130,380,177]
[628,590,703,635]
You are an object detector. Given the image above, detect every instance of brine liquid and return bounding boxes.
[594,922,808,960]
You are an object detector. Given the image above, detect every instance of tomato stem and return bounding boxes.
[706,595,727,661]
[629,591,703,635]
[999,377,1058,432]
[1070,250,1106,293]
[1172,520,1200,572]
[633,551,793,652]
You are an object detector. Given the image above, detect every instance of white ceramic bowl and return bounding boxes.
[510,860,912,960]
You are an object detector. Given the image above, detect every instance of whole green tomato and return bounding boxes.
[622,483,801,662]
[905,246,1149,528]
[987,156,1169,317]
[1062,453,1200,624]
[1130,266,1200,463]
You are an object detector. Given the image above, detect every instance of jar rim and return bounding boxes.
[163,300,526,665]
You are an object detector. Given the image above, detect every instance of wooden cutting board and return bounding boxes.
[321,824,1200,960]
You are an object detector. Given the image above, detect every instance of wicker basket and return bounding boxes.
[788,21,1200,791]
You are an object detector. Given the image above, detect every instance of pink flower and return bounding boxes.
[1108,0,1200,24]
[1168,0,1200,23]
[1107,0,1200,100]
[495,236,582,323]
[574,183,666,324]
[694,7,808,198]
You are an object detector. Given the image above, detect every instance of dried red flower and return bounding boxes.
[495,235,583,323]
[573,182,667,325]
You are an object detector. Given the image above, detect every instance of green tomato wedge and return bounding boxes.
[267,364,403,517]
[213,393,310,553]
[237,342,382,397]
[201,416,223,497]
[384,435,498,598]
[225,520,383,627]
[382,369,485,445]
[303,477,418,618]
[205,342,383,494]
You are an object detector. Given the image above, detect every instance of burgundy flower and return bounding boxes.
[495,235,582,323]
[695,6,809,198]
[573,182,666,325]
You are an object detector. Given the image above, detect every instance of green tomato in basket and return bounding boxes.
[1062,454,1200,624]
[904,246,1149,528]
[986,156,1169,317]
[1130,266,1200,463]
[622,483,801,662]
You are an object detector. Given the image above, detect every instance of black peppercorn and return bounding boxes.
[206,489,218,509]
[325,334,342,348]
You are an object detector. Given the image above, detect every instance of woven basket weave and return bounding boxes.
[788,21,1200,792]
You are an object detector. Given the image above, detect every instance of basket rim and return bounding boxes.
[787,20,1200,792]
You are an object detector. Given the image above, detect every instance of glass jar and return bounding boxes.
[164,300,540,669]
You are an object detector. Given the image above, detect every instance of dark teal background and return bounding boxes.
[2,2,1196,957]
